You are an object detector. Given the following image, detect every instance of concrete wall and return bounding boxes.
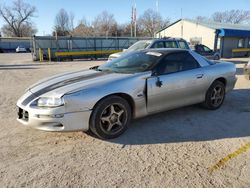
[157,20,216,49]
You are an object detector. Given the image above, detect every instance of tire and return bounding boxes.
[202,80,225,110]
[214,55,220,60]
[89,96,131,139]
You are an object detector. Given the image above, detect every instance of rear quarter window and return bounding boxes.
[165,41,178,48]
[178,41,189,49]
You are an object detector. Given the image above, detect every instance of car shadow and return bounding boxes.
[0,67,37,70]
[0,64,38,67]
[226,60,248,65]
[108,89,250,145]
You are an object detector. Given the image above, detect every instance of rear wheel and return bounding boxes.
[202,80,225,110]
[89,96,131,139]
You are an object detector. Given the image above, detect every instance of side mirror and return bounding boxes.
[151,71,158,76]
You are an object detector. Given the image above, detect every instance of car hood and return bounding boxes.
[28,69,138,98]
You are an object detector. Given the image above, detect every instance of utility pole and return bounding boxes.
[156,0,159,13]
[131,6,133,37]
[134,2,137,37]
[131,0,137,37]
[181,8,184,38]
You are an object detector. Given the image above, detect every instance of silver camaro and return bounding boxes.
[17,49,237,139]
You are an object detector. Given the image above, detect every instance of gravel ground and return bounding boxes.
[0,53,250,188]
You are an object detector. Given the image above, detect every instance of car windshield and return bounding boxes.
[98,51,162,74]
[126,41,151,52]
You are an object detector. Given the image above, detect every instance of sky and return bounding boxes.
[0,0,249,35]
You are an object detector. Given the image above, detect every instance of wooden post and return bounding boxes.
[48,48,51,62]
[39,48,43,62]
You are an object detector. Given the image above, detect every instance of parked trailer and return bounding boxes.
[31,36,152,61]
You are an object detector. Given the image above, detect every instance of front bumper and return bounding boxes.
[16,104,92,132]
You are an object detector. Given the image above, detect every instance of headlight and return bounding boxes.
[37,97,64,107]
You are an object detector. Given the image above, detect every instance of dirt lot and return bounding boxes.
[0,53,250,187]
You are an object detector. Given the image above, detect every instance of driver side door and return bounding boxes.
[146,51,206,113]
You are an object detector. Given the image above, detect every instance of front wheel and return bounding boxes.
[89,96,131,139]
[202,80,225,110]
[214,54,220,60]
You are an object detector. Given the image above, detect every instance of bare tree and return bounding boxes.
[138,9,170,37]
[212,10,250,24]
[92,11,117,36]
[117,23,133,37]
[0,0,37,37]
[2,22,37,37]
[195,16,209,22]
[54,9,71,36]
[72,18,94,37]
[69,12,75,31]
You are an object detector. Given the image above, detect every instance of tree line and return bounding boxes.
[0,0,250,38]
[54,8,170,37]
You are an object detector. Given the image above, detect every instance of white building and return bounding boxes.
[156,19,250,58]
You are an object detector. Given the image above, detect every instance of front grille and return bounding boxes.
[18,108,29,121]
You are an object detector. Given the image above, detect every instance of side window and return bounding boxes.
[165,41,178,48]
[152,42,165,48]
[195,45,204,52]
[156,52,200,75]
[178,41,189,49]
[203,45,212,52]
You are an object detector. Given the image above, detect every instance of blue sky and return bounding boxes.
[0,0,249,35]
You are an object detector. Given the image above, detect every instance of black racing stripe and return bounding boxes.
[21,71,108,106]
[21,93,37,106]
[29,69,90,89]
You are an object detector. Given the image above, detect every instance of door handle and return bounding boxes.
[196,74,204,79]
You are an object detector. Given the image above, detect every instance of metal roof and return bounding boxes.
[156,19,250,35]
[217,28,250,37]
[184,19,250,30]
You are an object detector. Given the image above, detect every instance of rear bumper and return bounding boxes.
[17,104,91,132]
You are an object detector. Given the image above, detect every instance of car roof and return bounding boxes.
[139,38,187,43]
[141,48,190,55]
[152,37,187,42]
